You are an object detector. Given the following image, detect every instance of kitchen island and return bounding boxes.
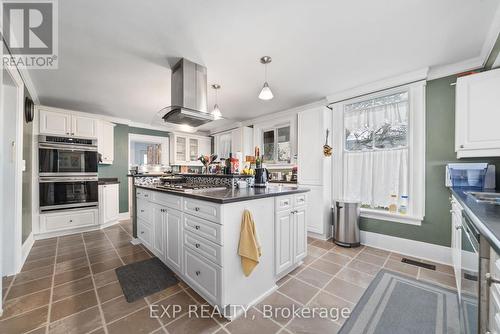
[134,184,309,319]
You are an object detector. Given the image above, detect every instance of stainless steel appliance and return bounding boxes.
[38,135,98,176]
[156,183,227,193]
[332,200,361,247]
[254,168,269,188]
[159,58,219,127]
[39,176,98,211]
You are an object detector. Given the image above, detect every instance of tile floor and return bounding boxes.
[0,221,456,334]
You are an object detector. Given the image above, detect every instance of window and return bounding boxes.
[332,82,425,225]
[262,125,291,163]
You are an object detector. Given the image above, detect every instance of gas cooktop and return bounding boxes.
[156,183,227,193]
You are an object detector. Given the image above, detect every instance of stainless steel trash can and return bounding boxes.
[333,200,360,247]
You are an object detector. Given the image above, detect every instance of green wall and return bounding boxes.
[98,125,170,213]
[22,87,33,243]
[360,75,500,247]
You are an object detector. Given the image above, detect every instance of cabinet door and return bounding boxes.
[152,205,166,260]
[72,115,97,138]
[294,207,307,263]
[456,69,500,156]
[98,121,114,164]
[103,184,119,224]
[39,109,71,136]
[297,108,325,185]
[165,209,183,273]
[275,210,293,276]
[198,138,211,157]
[189,138,199,161]
[175,136,187,163]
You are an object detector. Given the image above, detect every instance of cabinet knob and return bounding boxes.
[455,225,462,230]
[195,270,201,276]
[486,272,500,285]
[460,144,464,148]
[195,243,200,248]
[144,194,149,198]
[69,219,73,222]
[194,207,200,212]
[140,210,144,213]
[140,231,144,234]
[195,225,200,230]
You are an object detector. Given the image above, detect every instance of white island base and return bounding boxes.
[135,187,308,320]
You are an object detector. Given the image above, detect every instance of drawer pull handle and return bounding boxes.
[283,201,289,205]
[195,225,200,230]
[455,225,462,230]
[195,243,200,248]
[195,270,201,276]
[69,220,73,222]
[486,273,500,285]
[140,210,144,213]
[194,207,200,211]
[140,231,144,234]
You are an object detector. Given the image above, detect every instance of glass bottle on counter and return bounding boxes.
[399,195,409,215]
[388,194,398,213]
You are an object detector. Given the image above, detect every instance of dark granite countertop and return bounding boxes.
[136,184,309,204]
[451,188,500,254]
[98,178,120,185]
[177,173,253,178]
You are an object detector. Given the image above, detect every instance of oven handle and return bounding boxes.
[39,143,98,152]
[39,177,98,183]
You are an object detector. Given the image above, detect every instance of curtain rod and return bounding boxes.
[325,78,425,108]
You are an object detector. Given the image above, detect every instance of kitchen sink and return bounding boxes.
[466,191,500,205]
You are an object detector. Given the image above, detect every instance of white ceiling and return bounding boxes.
[28,0,500,131]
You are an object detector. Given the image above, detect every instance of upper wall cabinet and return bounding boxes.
[212,126,253,160]
[170,133,211,165]
[456,69,500,158]
[39,108,97,138]
[98,121,115,164]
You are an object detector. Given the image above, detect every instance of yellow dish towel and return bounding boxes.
[238,210,261,277]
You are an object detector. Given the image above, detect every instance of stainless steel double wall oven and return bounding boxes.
[38,135,98,212]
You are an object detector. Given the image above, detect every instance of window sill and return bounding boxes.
[360,208,423,226]
[266,164,295,169]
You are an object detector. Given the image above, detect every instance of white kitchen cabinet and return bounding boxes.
[450,195,463,292]
[170,133,211,165]
[39,109,72,136]
[456,68,500,158]
[72,115,97,138]
[99,184,119,226]
[97,121,115,164]
[40,208,98,232]
[152,204,166,260]
[38,107,98,138]
[275,194,308,277]
[297,107,332,239]
[213,127,253,160]
[164,208,183,273]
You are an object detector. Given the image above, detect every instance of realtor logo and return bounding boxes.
[2,0,58,69]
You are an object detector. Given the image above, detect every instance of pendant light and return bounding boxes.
[211,84,222,120]
[258,56,274,100]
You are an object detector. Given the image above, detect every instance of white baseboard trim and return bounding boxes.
[360,231,452,266]
[307,231,329,241]
[100,219,121,229]
[130,238,142,245]
[117,212,130,220]
[21,233,35,269]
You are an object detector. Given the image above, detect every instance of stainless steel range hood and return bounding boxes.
[160,58,217,127]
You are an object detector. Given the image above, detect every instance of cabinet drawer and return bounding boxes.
[136,188,151,200]
[275,196,292,212]
[42,209,98,232]
[183,199,220,223]
[137,220,152,248]
[137,199,152,224]
[184,214,223,245]
[152,191,182,211]
[294,193,307,207]
[184,248,221,304]
[184,231,222,266]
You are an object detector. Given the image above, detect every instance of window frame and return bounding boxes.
[331,81,426,225]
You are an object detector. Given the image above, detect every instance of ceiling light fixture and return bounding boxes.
[211,84,222,120]
[258,56,274,100]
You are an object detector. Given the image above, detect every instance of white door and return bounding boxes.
[456,69,500,154]
[39,109,71,136]
[165,209,183,272]
[72,115,97,138]
[275,210,293,276]
[103,184,119,223]
[152,204,166,260]
[294,207,307,262]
